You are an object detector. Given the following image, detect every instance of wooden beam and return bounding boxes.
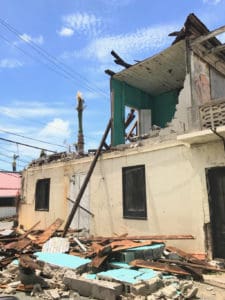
[67,197,94,217]
[130,259,190,276]
[88,234,194,241]
[191,25,225,46]
[191,45,225,77]
[34,218,63,245]
[204,43,225,55]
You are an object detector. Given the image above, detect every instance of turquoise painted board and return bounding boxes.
[34,252,91,269]
[97,268,159,284]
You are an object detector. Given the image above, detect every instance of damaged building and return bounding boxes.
[19,13,225,260]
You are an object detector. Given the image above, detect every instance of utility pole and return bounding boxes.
[12,154,19,172]
[76,91,84,155]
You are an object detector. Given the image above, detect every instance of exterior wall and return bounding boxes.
[19,138,225,255]
[19,158,91,230]
[89,138,225,254]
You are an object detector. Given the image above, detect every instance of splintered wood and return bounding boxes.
[34,218,64,245]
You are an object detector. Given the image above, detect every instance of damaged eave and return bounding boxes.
[190,25,225,77]
[177,125,225,145]
[113,40,186,96]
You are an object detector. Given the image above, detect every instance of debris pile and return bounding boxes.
[0,220,225,299]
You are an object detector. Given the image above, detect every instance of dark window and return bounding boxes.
[35,178,50,211]
[0,197,15,207]
[122,165,147,219]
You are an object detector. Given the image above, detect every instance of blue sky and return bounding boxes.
[0,0,225,171]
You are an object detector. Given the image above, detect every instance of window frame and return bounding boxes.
[122,164,147,220]
[35,178,50,211]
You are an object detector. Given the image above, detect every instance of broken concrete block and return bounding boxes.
[131,276,163,296]
[63,272,123,300]
[159,284,178,298]
[45,288,61,300]
[131,282,149,296]
[2,286,16,294]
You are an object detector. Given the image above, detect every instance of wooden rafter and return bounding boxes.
[191,25,225,46]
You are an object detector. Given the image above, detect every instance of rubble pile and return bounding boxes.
[0,220,225,299]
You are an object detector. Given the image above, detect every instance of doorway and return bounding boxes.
[206,167,225,259]
[68,173,90,232]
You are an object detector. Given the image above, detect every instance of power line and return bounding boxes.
[0,158,25,169]
[0,32,74,82]
[0,128,67,149]
[0,18,108,98]
[0,151,30,164]
[0,136,56,153]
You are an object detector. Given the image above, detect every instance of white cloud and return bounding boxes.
[58,27,74,37]
[59,12,101,37]
[0,101,70,119]
[39,118,71,138]
[66,24,177,63]
[0,59,23,68]
[203,0,222,4]
[19,33,44,45]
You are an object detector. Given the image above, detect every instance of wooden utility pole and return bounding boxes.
[76,91,84,155]
[62,119,112,237]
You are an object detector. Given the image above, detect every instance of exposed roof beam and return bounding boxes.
[111,50,132,68]
[204,43,225,55]
[191,25,225,46]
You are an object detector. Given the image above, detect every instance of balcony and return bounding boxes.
[177,98,225,145]
[199,98,225,129]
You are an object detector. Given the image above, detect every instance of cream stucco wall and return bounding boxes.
[19,138,225,255]
[19,158,91,229]
[89,138,225,254]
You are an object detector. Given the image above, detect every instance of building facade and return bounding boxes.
[19,14,225,259]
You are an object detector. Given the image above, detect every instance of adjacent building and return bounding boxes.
[0,171,21,219]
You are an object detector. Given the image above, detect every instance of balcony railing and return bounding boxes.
[199,98,225,129]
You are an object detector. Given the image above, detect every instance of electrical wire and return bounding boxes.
[0,128,67,149]
[0,32,74,82]
[0,158,25,169]
[0,136,56,153]
[0,18,108,98]
[0,151,30,164]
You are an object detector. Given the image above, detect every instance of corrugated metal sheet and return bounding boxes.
[0,172,21,197]
[114,40,186,96]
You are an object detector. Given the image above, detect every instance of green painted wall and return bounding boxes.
[111,78,179,145]
[152,90,179,128]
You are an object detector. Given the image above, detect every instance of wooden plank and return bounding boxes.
[0,255,17,267]
[19,221,40,240]
[160,258,225,273]
[90,235,194,241]
[16,228,37,241]
[4,237,31,250]
[181,265,203,281]
[130,259,190,276]
[191,25,225,46]
[166,246,207,265]
[34,218,64,245]
[204,44,225,55]
[91,254,108,268]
